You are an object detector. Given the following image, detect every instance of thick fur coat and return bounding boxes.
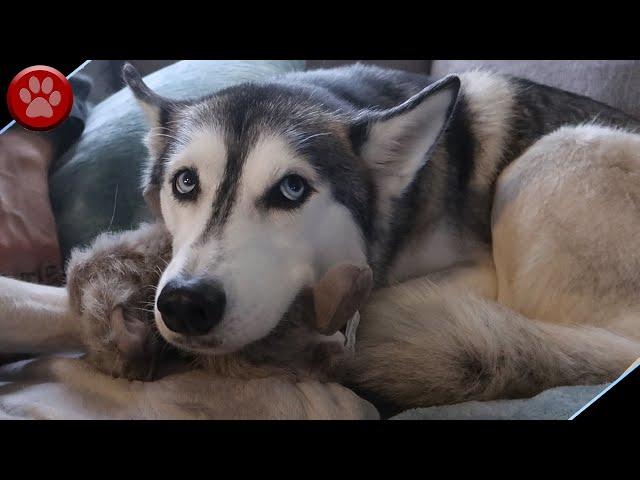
[3,64,640,418]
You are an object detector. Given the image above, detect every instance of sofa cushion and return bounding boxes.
[431,60,640,119]
[49,60,304,260]
[392,384,606,420]
[306,60,431,74]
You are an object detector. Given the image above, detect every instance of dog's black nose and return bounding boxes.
[157,278,226,336]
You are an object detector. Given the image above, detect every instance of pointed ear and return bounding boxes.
[351,75,460,198]
[122,63,171,218]
[122,62,164,128]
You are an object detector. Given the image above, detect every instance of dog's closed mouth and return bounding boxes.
[169,333,223,353]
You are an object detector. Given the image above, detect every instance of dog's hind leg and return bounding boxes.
[338,272,640,414]
[492,125,640,335]
[0,276,81,354]
[341,125,640,414]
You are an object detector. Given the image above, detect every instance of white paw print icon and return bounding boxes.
[19,76,62,119]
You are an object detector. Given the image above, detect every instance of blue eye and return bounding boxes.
[279,174,306,201]
[261,173,313,210]
[174,169,198,195]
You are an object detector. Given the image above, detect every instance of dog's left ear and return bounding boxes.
[350,75,460,197]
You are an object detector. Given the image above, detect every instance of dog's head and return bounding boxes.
[123,64,459,355]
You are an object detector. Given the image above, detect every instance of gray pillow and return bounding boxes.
[50,60,304,260]
[431,60,640,119]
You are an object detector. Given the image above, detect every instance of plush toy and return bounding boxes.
[299,263,372,337]
[66,222,373,382]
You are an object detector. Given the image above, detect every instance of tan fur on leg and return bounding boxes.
[0,276,79,353]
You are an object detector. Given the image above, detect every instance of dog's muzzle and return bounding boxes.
[157,278,227,336]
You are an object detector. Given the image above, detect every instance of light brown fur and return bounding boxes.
[66,222,172,379]
[338,274,640,414]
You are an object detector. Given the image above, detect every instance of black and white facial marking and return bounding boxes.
[123,63,459,354]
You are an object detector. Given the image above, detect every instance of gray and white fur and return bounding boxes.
[3,63,640,417]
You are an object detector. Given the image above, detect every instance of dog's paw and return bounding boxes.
[86,305,163,381]
[71,274,164,381]
[65,223,172,380]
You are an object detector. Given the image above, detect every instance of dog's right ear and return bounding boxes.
[122,63,172,218]
[122,63,164,127]
[349,75,460,204]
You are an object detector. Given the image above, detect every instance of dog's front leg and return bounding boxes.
[0,276,81,354]
[65,222,174,380]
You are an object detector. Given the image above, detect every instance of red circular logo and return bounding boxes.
[6,65,73,131]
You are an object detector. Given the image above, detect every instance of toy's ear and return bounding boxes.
[122,63,176,218]
[302,264,373,335]
[350,75,460,200]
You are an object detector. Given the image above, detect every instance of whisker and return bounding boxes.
[106,184,119,231]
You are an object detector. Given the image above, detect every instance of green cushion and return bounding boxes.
[50,60,304,260]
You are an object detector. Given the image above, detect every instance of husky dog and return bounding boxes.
[3,63,640,415]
